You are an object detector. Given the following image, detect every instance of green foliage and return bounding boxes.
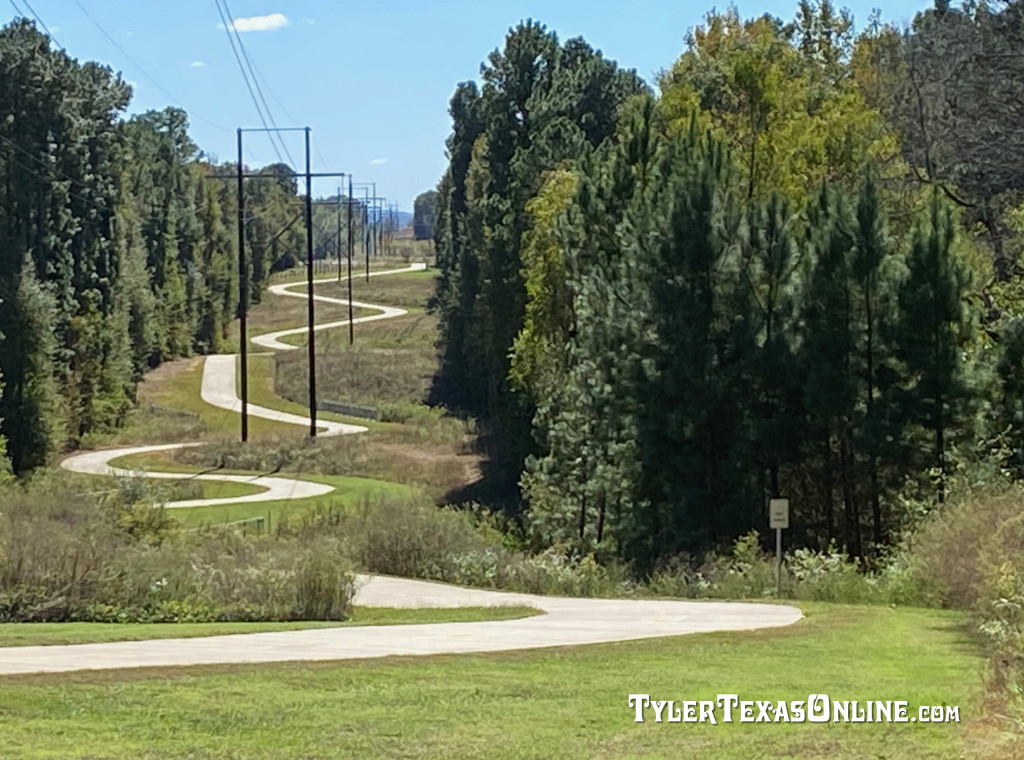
[659,2,899,210]
[509,167,578,399]
[428,5,1024,581]
[0,476,355,623]
[0,21,313,471]
[413,190,439,240]
[432,23,648,491]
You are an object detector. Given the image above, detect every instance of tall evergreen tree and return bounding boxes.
[895,190,972,502]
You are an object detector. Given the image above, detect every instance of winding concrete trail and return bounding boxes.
[59,264,425,505]
[60,443,334,508]
[31,260,804,676]
[0,575,802,675]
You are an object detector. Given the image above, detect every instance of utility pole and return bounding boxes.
[336,181,343,284]
[236,128,248,443]
[211,127,351,443]
[364,187,371,281]
[304,127,317,438]
[347,175,355,344]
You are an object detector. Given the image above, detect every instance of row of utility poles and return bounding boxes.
[221,125,397,443]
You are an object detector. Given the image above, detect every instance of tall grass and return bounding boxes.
[174,435,369,476]
[0,474,355,623]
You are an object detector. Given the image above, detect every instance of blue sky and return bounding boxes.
[6,0,933,210]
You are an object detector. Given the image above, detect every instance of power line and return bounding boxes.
[220,0,297,168]
[18,0,63,50]
[246,65,331,170]
[212,0,286,166]
[71,0,230,134]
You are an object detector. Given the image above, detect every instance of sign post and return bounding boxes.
[769,498,789,597]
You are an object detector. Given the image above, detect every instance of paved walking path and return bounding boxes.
[252,264,423,351]
[32,261,804,675]
[60,442,334,508]
[0,575,802,675]
[60,264,424,506]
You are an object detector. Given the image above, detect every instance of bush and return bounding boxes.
[975,511,1024,694]
[644,531,922,605]
[0,477,355,623]
[336,499,492,582]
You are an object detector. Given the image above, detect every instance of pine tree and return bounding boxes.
[850,171,903,547]
[800,184,861,551]
[895,189,972,502]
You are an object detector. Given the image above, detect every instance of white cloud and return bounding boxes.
[369,157,388,166]
[221,13,290,33]
[301,17,316,25]
[190,60,206,68]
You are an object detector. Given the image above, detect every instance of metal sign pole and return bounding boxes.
[769,498,789,598]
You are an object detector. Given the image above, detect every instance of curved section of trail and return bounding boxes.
[60,264,425,506]
[200,354,368,437]
[253,264,424,351]
[61,443,334,508]
[0,575,803,675]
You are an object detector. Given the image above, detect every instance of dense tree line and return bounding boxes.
[0,21,313,474]
[413,190,439,240]
[432,2,1024,570]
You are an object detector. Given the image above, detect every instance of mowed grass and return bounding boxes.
[140,356,302,439]
[105,448,418,528]
[176,473,415,529]
[0,605,997,759]
[157,478,266,501]
[0,606,539,648]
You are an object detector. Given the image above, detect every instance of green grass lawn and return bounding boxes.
[0,604,999,759]
[175,473,415,528]
[104,449,419,527]
[0,606,539,647]
[158,478,266,501]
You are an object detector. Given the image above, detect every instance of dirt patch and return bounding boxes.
[138,357,203,396]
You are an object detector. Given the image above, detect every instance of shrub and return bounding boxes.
[0,477,355,623]
[975,511,1024,694]
[338,499,490,582]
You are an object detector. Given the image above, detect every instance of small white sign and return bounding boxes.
[769,498,789,530]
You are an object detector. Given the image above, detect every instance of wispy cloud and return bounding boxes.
[369,157,388,166]
[220,13,290,33]
[190,60,206,68]
[301,17,316,25]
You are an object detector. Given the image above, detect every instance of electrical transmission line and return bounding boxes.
[19,0,62,48]
[212,0,288,166]
[220,0,297,168]
[71,0,230,133]
[9,0,63,49]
